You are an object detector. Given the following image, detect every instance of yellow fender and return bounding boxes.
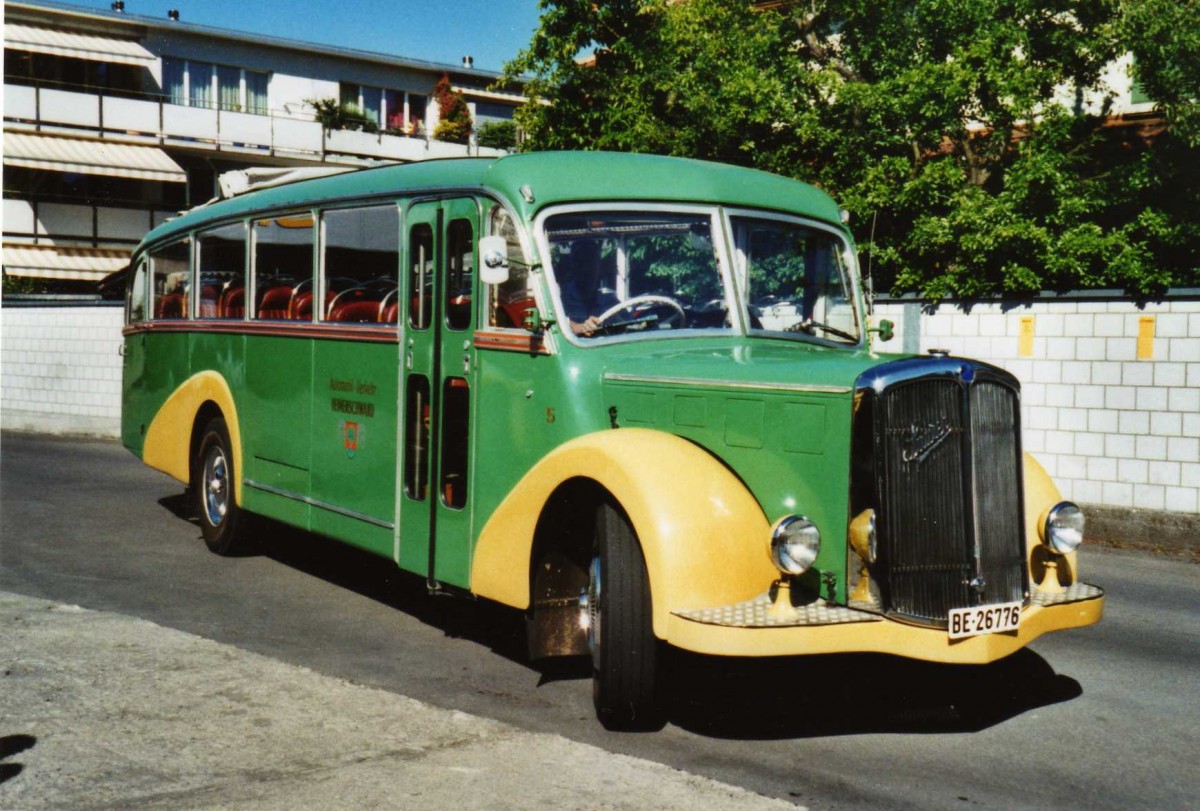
[143,371,244,504]
[471,428,778,638]
[1023,452,1079,586]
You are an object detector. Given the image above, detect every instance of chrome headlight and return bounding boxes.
[1044,501,1084,555]
[769,515,821,575]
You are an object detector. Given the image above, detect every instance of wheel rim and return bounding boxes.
[202,445,229,527]
[582,555,602,665]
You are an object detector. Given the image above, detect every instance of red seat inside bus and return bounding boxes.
[329,300,382,322]
[198,285,220,318]
[498,294,535,328]
[155,293,187,319]
[219,286,245,319]
[257,285,294,319]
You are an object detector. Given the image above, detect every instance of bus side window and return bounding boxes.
[128,259,148,323]
[409,224,433,330]
[253,214,314,321]
[484,205,530,329]
[322,205,400,324]
[446,219,473,331]
[198,222,247,320]
[149,239,190,320]
[404,375,431,501]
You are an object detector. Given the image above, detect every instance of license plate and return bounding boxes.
[947,601,1022,639]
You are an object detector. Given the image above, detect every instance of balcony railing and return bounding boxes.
[3,81,504,164]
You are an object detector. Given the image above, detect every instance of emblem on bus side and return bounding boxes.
[342,421,360,459]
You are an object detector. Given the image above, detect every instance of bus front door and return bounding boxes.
[398,198,479,590]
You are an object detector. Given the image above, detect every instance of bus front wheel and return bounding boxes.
[586,501,664,731]
[194,417,247,555]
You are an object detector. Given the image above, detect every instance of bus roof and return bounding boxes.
[140,152,844,250]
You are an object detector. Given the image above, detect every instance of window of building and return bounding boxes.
[163,57,269,114]
[5,49,146,99]
[321,205,400,323]
[253,214,313,320]
[198,222,247,319]
[340,82,427,134]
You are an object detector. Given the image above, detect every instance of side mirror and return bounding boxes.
[871,318,894,343]
[478,235,509,285]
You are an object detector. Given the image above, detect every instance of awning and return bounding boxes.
[5,22,155,66]
[4,133,187,183]
[3,245,131,281]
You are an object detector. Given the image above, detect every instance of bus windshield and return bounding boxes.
[733,215,861,345]
[543,210,732,339]
[543,208,860,345]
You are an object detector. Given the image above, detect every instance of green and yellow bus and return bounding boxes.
[122,152,1103,729]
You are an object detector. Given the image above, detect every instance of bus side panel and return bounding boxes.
[241,334,314,529]
[309,338,399,558]
[124,331,192,459]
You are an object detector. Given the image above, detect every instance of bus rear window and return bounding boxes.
[150,239,190,320]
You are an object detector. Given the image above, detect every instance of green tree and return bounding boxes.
[1125,0,1200,146]
[433,74,474,144]
[504,0,1199,296]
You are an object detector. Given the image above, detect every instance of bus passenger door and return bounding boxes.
[397,198,480,589]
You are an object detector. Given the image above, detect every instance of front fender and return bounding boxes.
[471,428,777,638]
[143,370,243,504]
[1023,452,1079,587]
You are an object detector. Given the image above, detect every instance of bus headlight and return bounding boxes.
[1044,501,1084,555]
[769,515,821,575]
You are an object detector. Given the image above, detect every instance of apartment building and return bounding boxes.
[3,0,524,292]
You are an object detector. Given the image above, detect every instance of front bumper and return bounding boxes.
[666,582,1104,664]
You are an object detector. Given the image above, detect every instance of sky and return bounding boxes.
[66,0,545,73]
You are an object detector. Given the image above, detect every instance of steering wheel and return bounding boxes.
[593,294,686,333]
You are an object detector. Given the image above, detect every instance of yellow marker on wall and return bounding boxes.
[1018,316,1035,358]
[1137,316,1155,360]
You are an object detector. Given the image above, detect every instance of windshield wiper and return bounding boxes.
[787,319,857,343]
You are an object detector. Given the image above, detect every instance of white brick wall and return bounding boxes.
[875,296,1200,515]
[1,305,124,436]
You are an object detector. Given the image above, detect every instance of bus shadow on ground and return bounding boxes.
[246,515,531,661]
[657,646,1082,739]
[158,499,1081,740]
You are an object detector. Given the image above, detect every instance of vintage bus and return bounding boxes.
[121,152,1103,729]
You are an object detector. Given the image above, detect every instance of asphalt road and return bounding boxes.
[2,432,1197,810]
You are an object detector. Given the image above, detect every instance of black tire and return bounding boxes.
[194,417,247,555]
[589,501,663,730]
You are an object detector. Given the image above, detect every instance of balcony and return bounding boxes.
[3,82,504,165]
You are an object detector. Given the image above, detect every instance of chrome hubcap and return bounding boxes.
[579,555,602,664]
[202,446,228,527]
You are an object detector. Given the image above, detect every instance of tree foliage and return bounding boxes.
[502,0,1199,296]
[433,74,474,145]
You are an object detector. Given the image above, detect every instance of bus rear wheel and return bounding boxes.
[586,501,664,731]
[194,417,247,555]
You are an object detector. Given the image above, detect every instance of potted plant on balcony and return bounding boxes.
[306,98,378,133]
[432,74,472,145]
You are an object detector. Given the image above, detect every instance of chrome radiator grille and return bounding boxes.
[856,360,1028,627]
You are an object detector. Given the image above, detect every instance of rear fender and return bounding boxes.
[143,371,243,504]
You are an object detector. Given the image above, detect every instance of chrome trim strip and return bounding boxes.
[604,372,851,394]
[244,479,395,529]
